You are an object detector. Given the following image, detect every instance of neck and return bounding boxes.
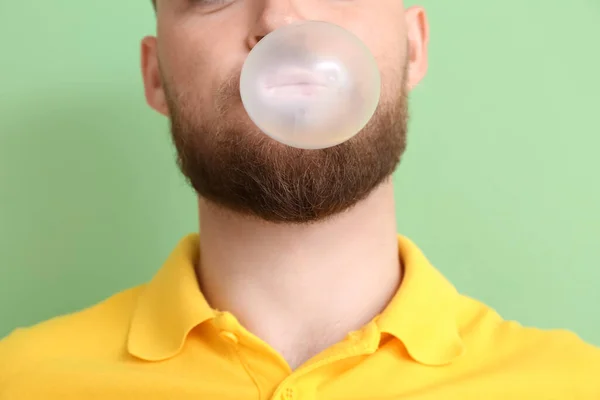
[196,180,401,369]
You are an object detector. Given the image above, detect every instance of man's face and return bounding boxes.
[142,0,429,224]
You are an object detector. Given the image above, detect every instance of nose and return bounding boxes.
[246,0,306,50]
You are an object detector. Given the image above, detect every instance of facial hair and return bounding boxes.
[162,62,409,225]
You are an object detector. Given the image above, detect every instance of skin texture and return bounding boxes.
[141,0,429,369]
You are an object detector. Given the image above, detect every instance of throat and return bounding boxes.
[203,252,401,370]
[196,181,402,370]
[275,329,349,371]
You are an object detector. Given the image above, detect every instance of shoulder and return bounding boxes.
[0,286,144,389]
[456,294,600,396]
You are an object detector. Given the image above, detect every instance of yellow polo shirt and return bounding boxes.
[1,234,599,399]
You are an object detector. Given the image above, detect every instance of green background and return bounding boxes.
[1,1,599,343]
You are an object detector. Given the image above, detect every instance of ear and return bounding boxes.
[404,7,430,90]
[141,36,169,116]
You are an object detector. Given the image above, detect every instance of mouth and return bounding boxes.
[261,69,331,97]
[264,83,328,97]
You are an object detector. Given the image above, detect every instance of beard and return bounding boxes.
[162,62,409,225]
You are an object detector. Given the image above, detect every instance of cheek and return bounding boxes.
[159,28,244,99]
[354,34,407,102]
[337,14,407,89]
[162,36,207,81]
[362,28,406,74]
[159,42,216,112]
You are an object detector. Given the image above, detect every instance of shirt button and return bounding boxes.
[281,387,296,400]
[219,331,239,345]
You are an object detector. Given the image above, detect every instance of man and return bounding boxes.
[1,0,599,398]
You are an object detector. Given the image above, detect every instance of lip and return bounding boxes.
[263,83,328,98]
[263,69,330,89]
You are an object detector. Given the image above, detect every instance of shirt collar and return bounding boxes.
[376,235,465,366]
[128,234,464,365]
[127,233,214,361]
